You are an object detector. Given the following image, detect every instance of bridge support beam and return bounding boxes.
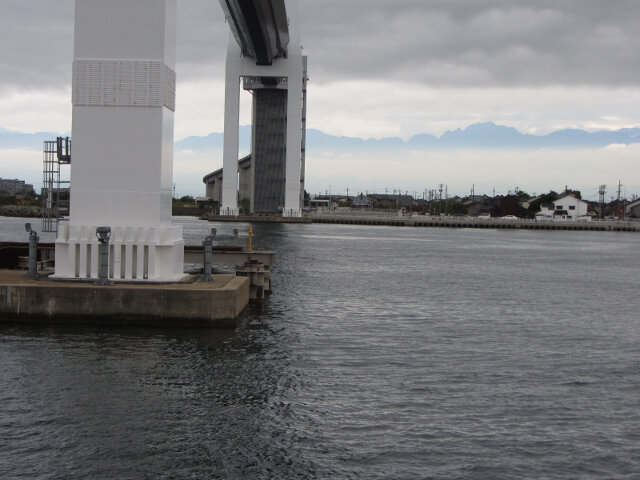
[221,49,242,216]
[221,0,305,218]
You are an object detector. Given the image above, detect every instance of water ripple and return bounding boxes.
[1,220,639,478]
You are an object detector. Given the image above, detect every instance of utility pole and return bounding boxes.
[445,185,449,215]
[599,184,606,219]
[431,189,436,216]
[617,180,622,219]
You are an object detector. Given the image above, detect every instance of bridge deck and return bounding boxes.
[219,0,289,65]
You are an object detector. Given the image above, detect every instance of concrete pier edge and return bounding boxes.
[0,270,250,328]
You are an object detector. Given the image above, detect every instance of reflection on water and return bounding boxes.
[1,217,639,479]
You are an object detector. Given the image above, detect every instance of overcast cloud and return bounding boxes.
[301,0,640,87]
[2,0,639,132]
[1,1,639,197]
[4,1,640,88]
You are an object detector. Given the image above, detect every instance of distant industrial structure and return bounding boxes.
[0,178,34,196]
[206,0,307,217]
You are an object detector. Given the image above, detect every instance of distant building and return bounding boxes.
[519,195,541,210]
[367,194,414,209]
[535,192,590,221]
[536,203,555,220]
[309,197,330,209]
[468,194,491,203]
[328,196,350,207]
[626,199,640,218]
[352,194,372,209]
[497,195,522,217]
[465,195,494,217]
[0,178,34,196]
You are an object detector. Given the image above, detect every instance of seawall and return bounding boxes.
[310,215,639,232]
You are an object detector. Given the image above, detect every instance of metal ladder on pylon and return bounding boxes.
[42,137,71,233]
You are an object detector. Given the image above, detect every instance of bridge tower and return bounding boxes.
[219,0,306,217]
[54,0,184,281]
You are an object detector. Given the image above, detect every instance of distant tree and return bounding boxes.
[428,200,468,215]
[526,190,558,218]
[564,188,582,199]
[239,197,250,214]
[451,202,468,215]
[179,195,195,203]
[537,191,558,205]
[0,193,14,207]
[498,195,524,217]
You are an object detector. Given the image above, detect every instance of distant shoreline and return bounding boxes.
[199,211,639,232]
[0,205,42,218]
[6,210,634,232]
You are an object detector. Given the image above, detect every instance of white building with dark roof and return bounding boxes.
[535,193,590,221]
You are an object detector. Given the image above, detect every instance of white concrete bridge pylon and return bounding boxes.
[54,0,184,282]
[220,0,304,217]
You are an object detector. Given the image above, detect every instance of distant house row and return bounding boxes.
[310,190,639,221]
[312,193,420,211]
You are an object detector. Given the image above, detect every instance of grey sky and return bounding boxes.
[298,0,640,88]
[3,1,640,90]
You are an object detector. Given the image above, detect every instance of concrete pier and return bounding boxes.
[0,270,249,327]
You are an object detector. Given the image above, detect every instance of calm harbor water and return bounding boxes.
[1,216,639,479]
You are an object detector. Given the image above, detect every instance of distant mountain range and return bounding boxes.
[0,127,70,150]
[3,122,640,153]
[177,122,640,152]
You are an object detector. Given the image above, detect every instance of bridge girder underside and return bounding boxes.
[219,0,290,65]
